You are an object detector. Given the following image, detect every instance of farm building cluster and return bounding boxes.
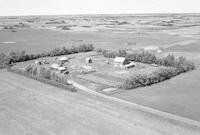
[33,55,137,75]
[13,51,161,91]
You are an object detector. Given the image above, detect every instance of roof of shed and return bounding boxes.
[114,57,126,63]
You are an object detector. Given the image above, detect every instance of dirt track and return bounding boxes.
[0,70,199,135]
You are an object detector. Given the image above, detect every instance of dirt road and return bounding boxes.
[0,70,199,135]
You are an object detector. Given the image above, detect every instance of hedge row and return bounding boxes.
[0,44,94,68]
[120,67,179,89]
[7,67,77,92]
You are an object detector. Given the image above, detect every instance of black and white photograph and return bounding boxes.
[0,0,200,134]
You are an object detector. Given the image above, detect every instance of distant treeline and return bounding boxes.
[0,44,94,68]
[96,48,195,89]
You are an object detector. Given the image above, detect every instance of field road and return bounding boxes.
[0,70,200,135]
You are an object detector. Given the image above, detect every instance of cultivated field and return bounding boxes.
[0,70,199,135]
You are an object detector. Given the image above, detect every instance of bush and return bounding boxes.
[25,64,34,73]
[39,67,51,80]
[24,64,70,86]
[0,53,10,68]
[120,67,179,89]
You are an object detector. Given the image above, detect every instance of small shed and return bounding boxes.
[85,58,92,63]
[114,57,129,65]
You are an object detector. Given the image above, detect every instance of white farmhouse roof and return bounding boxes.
[57,66,66,71]
[50,63,60,69]
[114,57,126,63]
[58,57,68,61]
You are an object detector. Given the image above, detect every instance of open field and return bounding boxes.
[0,28,187,54]
[0,70,199,135]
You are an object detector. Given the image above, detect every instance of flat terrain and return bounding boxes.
[0,70,199,135]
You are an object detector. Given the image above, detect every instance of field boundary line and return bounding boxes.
[69,80,200,128]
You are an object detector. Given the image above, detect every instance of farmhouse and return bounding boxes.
[57,56,69,65]
[56,66,68,74]
[114,57,129,65]
[50,63,68,74]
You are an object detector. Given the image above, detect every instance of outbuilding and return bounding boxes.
[114,57,129,65]
[123,62,136,69]
[85,58,92,63]
[56,66,68,74]
[35,60,41,66]
[57,57,69,65]
[50,63,60,69]
[50,63,68,74]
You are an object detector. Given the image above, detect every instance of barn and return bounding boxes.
[114,57,129,65]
